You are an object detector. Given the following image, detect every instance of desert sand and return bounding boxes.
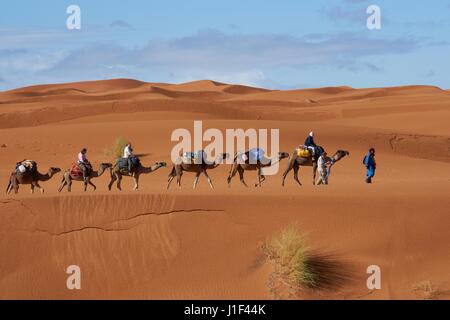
[0,79,449,299]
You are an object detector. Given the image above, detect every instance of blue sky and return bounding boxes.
[1,0,449,90]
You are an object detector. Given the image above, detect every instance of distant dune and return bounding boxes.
[0,79,449,299]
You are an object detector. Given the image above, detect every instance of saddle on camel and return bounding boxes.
[117,156,140,174]
[70,162,93,178]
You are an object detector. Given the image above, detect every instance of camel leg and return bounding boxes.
[88,181,96,191]
[227,164,238,187]
[260,173,266,185]
[282,159,294,187]
[30,184,34,194]
[176,170,183,189]
[6,178,13,195]
[58,180,66,192]
[167,175,175,189]
[193,172,200,189]
[12,179,19,194]
[238,166,248,187]
[116,174,122,191]
[108,173,117,191]
[203,170,214,189]
[33,181,44,194]
[7,178,17,194]
[58,177,67,192]
[255,168,263,187]
[293,165,302,186]
[83,180,88,192]
[133,175,140,190]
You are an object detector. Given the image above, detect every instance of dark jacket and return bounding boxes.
[304,136,316,147]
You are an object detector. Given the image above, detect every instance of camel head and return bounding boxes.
[212,153,229,164]
[49,167,62,175]
[278,151,290,160]
[332,150,350,162]
[100,163,113,169]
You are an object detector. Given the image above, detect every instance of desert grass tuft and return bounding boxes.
[104,136,128,161]
[265,225,316,288]
[413,280,439,299]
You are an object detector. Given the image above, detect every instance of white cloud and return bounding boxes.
[0,28,421,90]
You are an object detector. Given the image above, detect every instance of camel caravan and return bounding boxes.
[5,132,350,194]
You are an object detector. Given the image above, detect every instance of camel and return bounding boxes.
[227,151,290,187]
[108,160,166,191]
[6,166,61,194]
[58,163,112,192]
[281,148,349,186]
[167,153,228,189]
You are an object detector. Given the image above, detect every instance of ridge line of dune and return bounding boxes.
[31,208,225,236]
[114,208,225,223]
[34,225,133,235]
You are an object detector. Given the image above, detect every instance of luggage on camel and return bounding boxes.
[237,152,248,162]
[249,148,264,163]
[237,148,264,164]
[182,151,206,164]
[297,145,324,160]
[15,160,37,176]
[297,147,311,158]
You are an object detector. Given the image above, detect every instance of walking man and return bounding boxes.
[363,148,376,183]
[317,151,331,185]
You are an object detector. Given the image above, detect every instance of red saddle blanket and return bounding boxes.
[70,163,92,177]
[70,164,83,177]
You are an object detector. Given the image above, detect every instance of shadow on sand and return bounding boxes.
[304,251,356,290]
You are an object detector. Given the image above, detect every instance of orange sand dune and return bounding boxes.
[0,79,449,299]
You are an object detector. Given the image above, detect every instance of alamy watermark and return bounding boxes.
[171,121,281,175]
[66,265,81,290]
[367,5,381,30]
[66,5,81,30]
